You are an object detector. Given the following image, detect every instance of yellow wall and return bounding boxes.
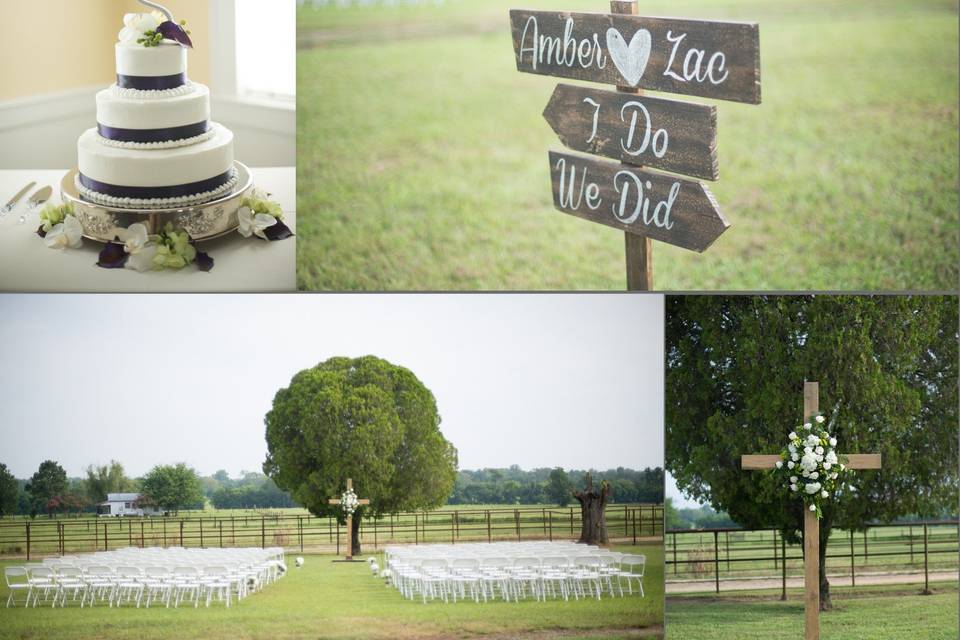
[0,0,210,100]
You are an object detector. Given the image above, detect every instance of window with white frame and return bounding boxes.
[234,0,296,99]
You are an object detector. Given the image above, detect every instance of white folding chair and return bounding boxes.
[142,566,173,608]
[112,567,144,607]
[201,566,233,608]
[4,567,31,608]
[53,566,87,607]
[616,554,645,597]
[26,567,58,607]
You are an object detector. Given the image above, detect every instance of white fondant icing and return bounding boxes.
[78,122,234,188]
[115,43,187,77]
[109,82,194,100]
[76,168,239,210]
[96,83,209,129]
[97,128,216,150]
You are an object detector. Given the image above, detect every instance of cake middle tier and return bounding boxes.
[78,122,234,201]
[96,83,211,145]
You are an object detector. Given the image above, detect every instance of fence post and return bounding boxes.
[179,520,183,547]
[515,509,520,541]
[909,524,914,564]
[863,529,868,563]
[632,510,637,545]
[713,530,720,594]
[162,519,166,547]
[725,531,730,570]
[781,534,787,601]
[298,516,303,552]
[849,529,855,587]
[25,522,30,561]
[921,523,931,595]
[105,521,109,551]
[455,511,460,539]
[220,520,224,549]
[261,518,266,549]
[772,529,778,570]
[200,520,204,548]
[486,510,491,543]
[374,516,378,550]
[624,505,628,536]
[451,514,455,544]
[95,519,99,552]
[673,532,678,574]
[570,507,574,535]
[549,511,553,542]
[140,521,144,548]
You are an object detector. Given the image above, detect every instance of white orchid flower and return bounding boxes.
[44,215,83,250]
[119,12,160,44]
[238,206,278,239]
[126,243,159,272]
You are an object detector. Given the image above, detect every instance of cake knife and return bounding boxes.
[1,181,35,216]
[17,186,52,225]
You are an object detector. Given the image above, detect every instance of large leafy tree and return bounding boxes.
[25,460,68,518]
[140,463,203,514]
[83,460,136,503]
[666,295,958,609]
[547,467,574,507]
[263,355,458,555]
[0,464,18,517]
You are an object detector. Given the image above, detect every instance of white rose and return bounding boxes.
[829,437,837,447]
[809,504,817,511]
[790,484,798,492]
[823,462,832,470]
[804,482,821,494]
[810,472,819,480]
[800,452,818,472]
[815,446,824,455]
[815,415,825,423]
[825,451,838,465]
[803,422,812,430]
[789,432,797,441]
[821,490,829,498]
[790,476,798,483]
[830,473,838,480]
[788,444,797,454]
[775,461,783,469]
[787,461,795,469]
[44,215,83,250]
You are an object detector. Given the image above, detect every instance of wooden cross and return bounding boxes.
[327,478,369,560]
[741,382,881,640]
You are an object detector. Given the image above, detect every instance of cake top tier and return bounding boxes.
[115,4,193,90]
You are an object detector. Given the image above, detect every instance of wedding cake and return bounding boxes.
[75,9,236,209]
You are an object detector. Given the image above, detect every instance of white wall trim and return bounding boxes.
[211,95,295,135]
[208,0,238,96]
[0,86,99,132]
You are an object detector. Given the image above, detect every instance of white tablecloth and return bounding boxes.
[0,167,295,292]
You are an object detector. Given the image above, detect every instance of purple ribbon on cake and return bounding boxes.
[79,170,232,200]
[116,73,187,90]
[98,121,208,144]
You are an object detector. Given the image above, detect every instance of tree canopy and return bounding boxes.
[665,295,958,605]
[263,356,458,528]
[83,461,135,504]
[25,460,68,517]
[140,463,203,513]
[547,468,574,506]
[0,464,18,517]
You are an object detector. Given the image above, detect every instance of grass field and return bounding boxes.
[296,0,959,291]
[0,543,664,640]
[666,582,960,639]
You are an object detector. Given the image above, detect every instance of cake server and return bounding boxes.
[1,181,35,216]
[17,186,52,225]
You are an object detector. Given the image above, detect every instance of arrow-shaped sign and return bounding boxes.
[548,151,728,252]
[510,10,760,104]
[543,84,718,180]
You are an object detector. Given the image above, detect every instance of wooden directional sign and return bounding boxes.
[510,10,761,104]
[549,151,728,252]
[543,83,718,180]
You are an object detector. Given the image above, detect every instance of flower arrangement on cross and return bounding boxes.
[773,413,849,519]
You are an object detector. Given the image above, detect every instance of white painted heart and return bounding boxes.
[606,27,651,87]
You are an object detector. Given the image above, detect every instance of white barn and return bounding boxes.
[96,493,162,517]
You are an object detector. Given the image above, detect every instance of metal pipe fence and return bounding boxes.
[0,504,664,559]
[666,519,959,594]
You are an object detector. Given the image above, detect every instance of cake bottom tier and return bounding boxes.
[77,122,236,209]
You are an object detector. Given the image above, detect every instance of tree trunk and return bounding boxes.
[351,511,362,557]
[819,522,832,611]
[574,474,610,545]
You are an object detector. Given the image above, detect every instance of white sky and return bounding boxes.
[665,472,705,509]
[0,294,664,479]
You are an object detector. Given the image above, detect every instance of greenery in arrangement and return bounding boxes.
[295,0,958,290]
[263,355,458,554]
[665,295,959,609]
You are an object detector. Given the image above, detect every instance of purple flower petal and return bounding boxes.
[264,219,294,241]
[157,21,193,48]
[194,250,214,272]
[36,225,46,238]
[96,241,128,269]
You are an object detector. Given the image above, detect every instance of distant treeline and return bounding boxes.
[448,466,664,506]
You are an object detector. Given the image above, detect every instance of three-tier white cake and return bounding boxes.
[76,16,236,209]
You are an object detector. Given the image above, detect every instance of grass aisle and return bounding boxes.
[295,0,958,291]
[0,543,663,640]
[666,583,959,640]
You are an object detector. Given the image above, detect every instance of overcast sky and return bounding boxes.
[0,294,664,480]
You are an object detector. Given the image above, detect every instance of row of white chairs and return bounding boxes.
[379,542,645,604]
[4,547,286,609]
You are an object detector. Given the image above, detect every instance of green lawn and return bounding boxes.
[295,0,959,291]
[0,543,663,640]
[666,582,960,639]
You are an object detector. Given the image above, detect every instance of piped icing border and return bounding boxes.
[109,82,195,99]
[96,127,216,150]
[76,168,238,210]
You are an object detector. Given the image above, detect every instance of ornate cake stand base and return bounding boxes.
[60,161,253,243]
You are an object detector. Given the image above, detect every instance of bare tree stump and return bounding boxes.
[574,474,610,545]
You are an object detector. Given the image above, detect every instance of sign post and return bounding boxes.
[740,382,882,640]
[510,2,760,289]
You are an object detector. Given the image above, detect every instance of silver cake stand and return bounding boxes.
[60,161,253,243]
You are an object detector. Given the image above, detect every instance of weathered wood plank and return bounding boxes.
[510,10,761,104]
[543,83,718,180]
[803,508,819,640]
[844,454,882,470]
[741,454,781,470]
[548,151,728,252]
